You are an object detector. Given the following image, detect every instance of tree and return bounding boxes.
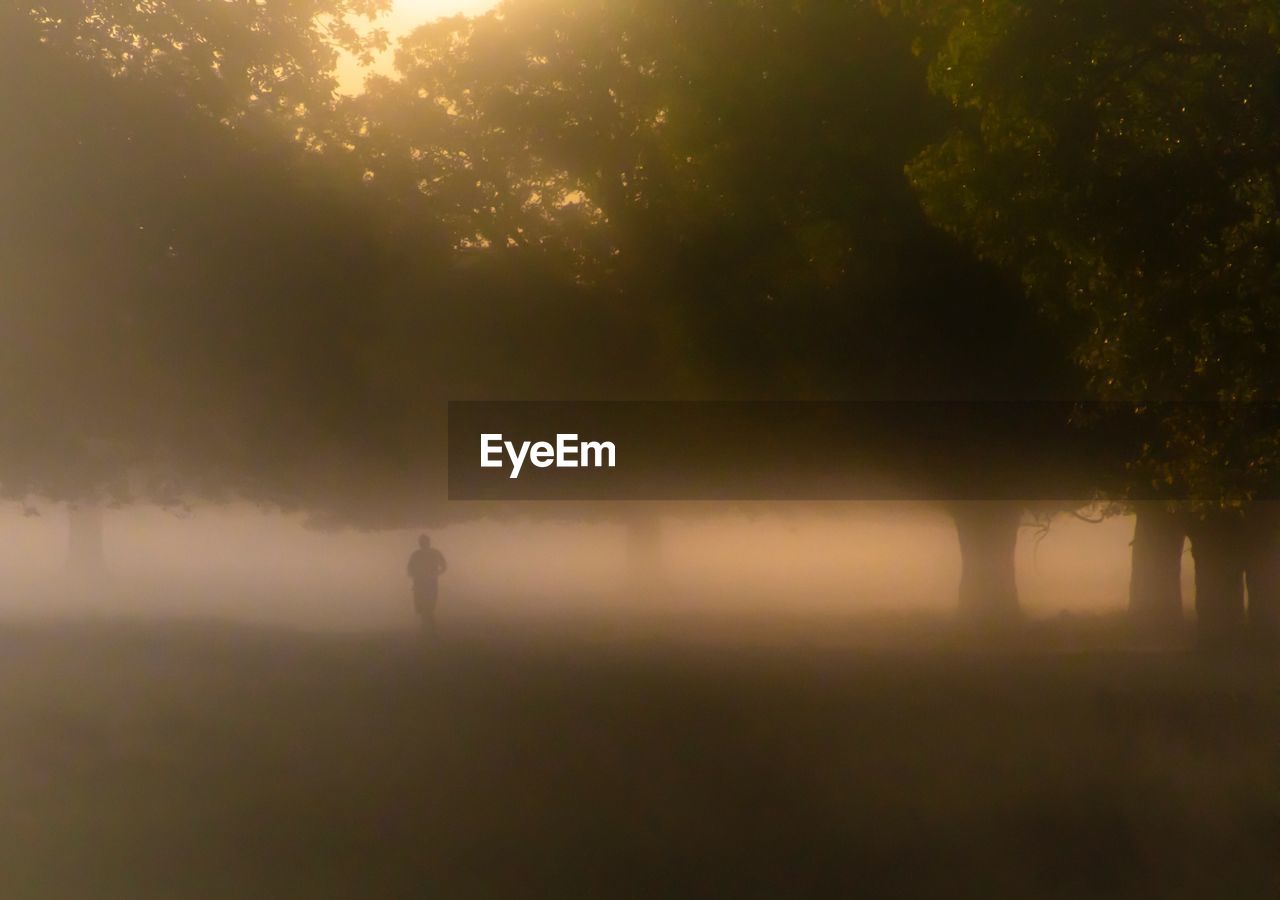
[23,0,390,135]
[3,1,665,537]
[3,5,415,517]
[904,0,1280,645]
[343,0,1083,618]
[9,0,1090,623]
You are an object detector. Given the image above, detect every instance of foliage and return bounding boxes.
[348,0,1072,400]
[904,0,1280,504]
[21,0,391,136]
[3,0,1081,526]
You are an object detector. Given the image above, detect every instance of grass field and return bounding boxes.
[1,616,1277,898]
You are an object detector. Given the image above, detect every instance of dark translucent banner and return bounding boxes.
[447,401,1280,501]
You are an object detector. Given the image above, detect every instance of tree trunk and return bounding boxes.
[67,503,105,576]
[1243,502,1280,649]
[1128,502,1185,635]
[950,501,1022,626]
[1187,512,1246,650]
[624,511,662,599]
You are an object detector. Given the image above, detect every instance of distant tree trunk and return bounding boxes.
[1128,503,1185,635]
[67,503,105,576]
[950,501,1021,626]
[1187,512,1246,650]
[624,511,662,600]
[1243,502,1280,649]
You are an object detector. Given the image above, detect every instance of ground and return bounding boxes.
[0,615,1277,898]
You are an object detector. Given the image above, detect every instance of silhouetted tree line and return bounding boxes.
[3,0,1279,648]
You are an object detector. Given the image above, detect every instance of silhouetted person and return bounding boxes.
[407,534,447,640]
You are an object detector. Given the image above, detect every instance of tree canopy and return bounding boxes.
[5,0,1090,529]
[904,0,1280,505]
[351,0,1079,400]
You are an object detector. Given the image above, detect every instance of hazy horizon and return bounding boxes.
[0,502,1165,633]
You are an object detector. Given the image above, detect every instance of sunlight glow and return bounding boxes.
[337,0,500,94]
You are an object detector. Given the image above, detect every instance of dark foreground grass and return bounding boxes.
[0,616,1277,899]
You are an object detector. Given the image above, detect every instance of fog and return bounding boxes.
[7,1,1278,893]
[0,502,1173,634]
